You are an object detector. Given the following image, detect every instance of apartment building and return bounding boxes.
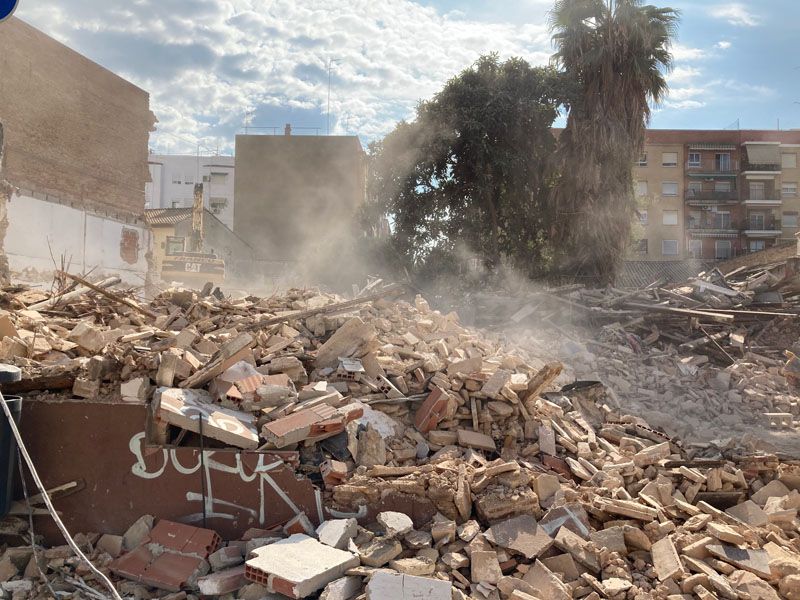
[146,154,235,230]
[631,129,800,261]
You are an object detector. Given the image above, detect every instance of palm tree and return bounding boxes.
[548,0,678,284]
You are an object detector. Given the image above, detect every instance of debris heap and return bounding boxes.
[0,275,798,599]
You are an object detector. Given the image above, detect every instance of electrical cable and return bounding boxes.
[0,393,122,600]
[16,449,59,599]
[198,414,207,529]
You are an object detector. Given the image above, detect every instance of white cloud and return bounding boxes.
[671,43,707,61]
[709,4,760,27]
[668,66,701,85]
[715,40,732,50]
[16,0,553,152]
[665,99,706,110]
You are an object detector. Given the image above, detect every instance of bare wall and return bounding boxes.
[0,17,156,218]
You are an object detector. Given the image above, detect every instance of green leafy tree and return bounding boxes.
[548,0,678,284]
[367,55,566,283]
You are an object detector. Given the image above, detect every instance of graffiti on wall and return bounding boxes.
[126,432,368,527]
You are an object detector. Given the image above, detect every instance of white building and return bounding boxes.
[146,154,235,230]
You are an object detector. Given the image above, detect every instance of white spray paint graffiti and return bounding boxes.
[128,431,330,525]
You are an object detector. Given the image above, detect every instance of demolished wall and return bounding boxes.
[0,17,156,218]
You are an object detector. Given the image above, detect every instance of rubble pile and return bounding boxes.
[0,274,799,599]
[466,259,800,454]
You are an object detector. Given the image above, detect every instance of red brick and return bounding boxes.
[414,388,448,433]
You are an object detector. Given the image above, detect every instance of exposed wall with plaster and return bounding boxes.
[6,191,150,281]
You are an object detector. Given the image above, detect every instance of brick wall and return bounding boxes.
[0,18,155,218]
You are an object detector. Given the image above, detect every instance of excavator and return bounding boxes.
[160,183,226,286]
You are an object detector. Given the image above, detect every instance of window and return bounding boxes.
[636,153,648,166]
[634,239,648,254]
[636,181,648,196]
[750,213,765,230]
[171,174,182,184]
[210,197,227,214]
[662,240,679,256]
[688,152,701,167]
[185,175,194,185]
[202,175,210,183]
[687,181,702,197]
[784,211,799,228]
[783,182,797,197]
[638,209,648,225]
[713,211,731,229]
[782,153,797,169]
[662,210,678,225]
[662,152,678,167]
[210,172,228,185]
[715,240,732,259]
[662,182,678,196]
[688,239,702,258]
[714,181,731,193]
[171,200,181,208]
[749,240,766,253]
[166,236,185,255]
[715,153,731,172]
[749,181,766,200]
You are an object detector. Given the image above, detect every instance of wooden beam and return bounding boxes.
[59,271,158,319]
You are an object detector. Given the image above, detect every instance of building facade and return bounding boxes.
[0,17,156,281]
[631,129,800,261]
[146,154,235,230]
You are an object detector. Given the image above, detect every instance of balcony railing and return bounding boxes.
[687,219,782,232]
[742,194,782,204]
[743,220,781,232]
[686,159,739,174]
[686,220,740,232]
[684,190,738,203]
[742,162,781,172]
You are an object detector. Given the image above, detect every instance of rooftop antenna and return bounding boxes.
[327,58,343,135]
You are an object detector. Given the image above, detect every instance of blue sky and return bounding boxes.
[13,0,800,153]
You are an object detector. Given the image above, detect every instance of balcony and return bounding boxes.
[686,218,740,237]
[743,218,782,237]
[686,159,738,176]
[684,190,739,205]
[742,162,781,173]
[742,194,782,207]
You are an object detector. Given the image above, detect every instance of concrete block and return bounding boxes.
[122,515,154,551]
[96,534,124,558]
[316,519,358,550]
[365,570,451,600]
[245,534,360,599]
[320,576,363,600]
[377,511,413,537]
[471,550,502,584]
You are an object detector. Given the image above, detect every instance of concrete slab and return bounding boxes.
[245,534,359,599]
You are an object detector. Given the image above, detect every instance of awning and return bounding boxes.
[745,144,780,165]
[688,143,736,150]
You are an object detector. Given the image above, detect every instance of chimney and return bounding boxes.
[284,123,292,136]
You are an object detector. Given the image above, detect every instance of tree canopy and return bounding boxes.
[366,55,566,283]
[366,0,678,287]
